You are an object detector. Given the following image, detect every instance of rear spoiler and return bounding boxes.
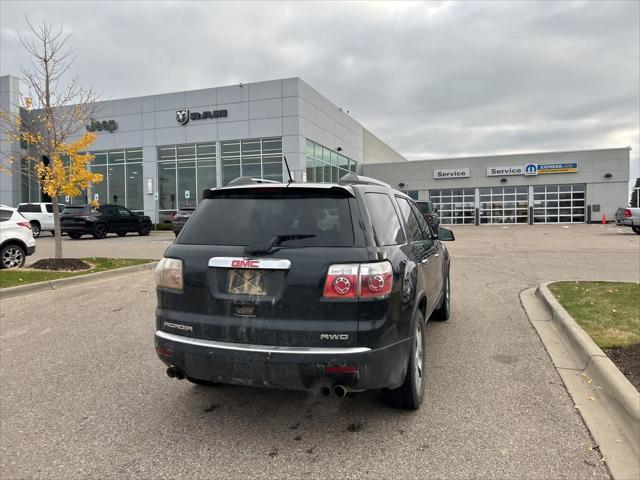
[202,184,355,199]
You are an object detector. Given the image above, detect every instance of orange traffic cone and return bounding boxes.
[601,213,606,224]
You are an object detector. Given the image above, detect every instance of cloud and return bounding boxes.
[1,0,638,184]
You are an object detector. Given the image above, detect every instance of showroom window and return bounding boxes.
[220,137,282,185]
[533,184,585,223]
[157,142,217,222]
[479,186,528,224]
[305,139,357,183]
[429,188,476,224]
[20,158,41,203]
[89,148,143,211]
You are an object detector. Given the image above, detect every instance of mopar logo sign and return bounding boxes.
[524,163,538,176]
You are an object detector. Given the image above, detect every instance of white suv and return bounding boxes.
[17,202,65,238]
[0,207,36,269]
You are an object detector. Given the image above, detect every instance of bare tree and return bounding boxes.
[0,19,102,259]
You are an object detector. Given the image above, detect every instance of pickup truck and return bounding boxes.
[615,207,640,234]
[17,202,66,238]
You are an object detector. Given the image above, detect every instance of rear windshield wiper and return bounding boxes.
[244,234,316,257]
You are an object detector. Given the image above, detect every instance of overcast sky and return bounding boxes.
[1,0,638,184]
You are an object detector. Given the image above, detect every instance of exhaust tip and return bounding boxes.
[334,385,347,398]
[166,367,176,378]
[320,386,332,397]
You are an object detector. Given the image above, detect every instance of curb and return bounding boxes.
[525,283,640,480]
[0,261,158,300]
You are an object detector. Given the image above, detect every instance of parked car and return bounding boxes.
[17,202,66,238]
[615,207,640,234]
[172,207,196,236]
[61,204,152,239]
[0,206,36,269]
[154,174,454,410]
[415,201,440,230]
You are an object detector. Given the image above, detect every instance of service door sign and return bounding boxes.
[433,168,470,179]
[185,190,190,199]
[94,193,99,201]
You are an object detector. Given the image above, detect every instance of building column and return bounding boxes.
[142,146,158,223]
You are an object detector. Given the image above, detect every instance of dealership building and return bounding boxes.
[0,74,632,225]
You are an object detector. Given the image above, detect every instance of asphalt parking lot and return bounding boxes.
[25,231,175,265]
[1,224,638,479]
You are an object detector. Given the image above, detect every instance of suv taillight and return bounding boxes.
[624,209,632,217]
[17,221,32,229]
[154,258,183,291]
[323,261,392,299]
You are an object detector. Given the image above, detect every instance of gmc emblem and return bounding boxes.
[231,259,260,268]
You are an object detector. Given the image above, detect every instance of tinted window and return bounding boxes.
[117,207,131,217]
[45,204,53,213]
[62,206,101,215]
[18,204,40,213]
[415,201,433,215]
[363,193,405,246]
[396,197,425,242]
[0,209,12,222]
[410,203,434,239]
[179,193,354,247]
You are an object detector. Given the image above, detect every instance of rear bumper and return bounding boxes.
[615,219,638,227]
[26,245,35,256]
[154,330,410,391]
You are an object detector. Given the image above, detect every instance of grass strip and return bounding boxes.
[0,257,155,289]
[549,281,640,349]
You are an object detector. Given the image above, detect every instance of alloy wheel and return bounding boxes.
[2,247,24,268]
[413,321,424,392]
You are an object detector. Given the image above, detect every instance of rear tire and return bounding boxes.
[632,226,640,235]
[93,223,107,239]
[431,272,450,321]
[382,311,426,410]
[30,221,41,238]
[138,224,151,236]
[1,244,26,269]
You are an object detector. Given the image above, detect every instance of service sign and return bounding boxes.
[538,163,578,174]
[433,168,470,179]
[487,166,524,176]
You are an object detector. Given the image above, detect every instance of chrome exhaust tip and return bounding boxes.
[334,385,347,398]
[320,386,332,397]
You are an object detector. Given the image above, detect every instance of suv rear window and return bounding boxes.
[0,209,13,222]
[179,193,354,247]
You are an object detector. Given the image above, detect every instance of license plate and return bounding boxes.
[228,269,268,296]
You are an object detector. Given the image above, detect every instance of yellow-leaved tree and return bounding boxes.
[0,20,103,259]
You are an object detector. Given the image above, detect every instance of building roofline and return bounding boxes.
[406,146,632,163]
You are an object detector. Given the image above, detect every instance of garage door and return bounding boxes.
[533,184,585,223]
[429,188,475,224]
[480,186,528,224]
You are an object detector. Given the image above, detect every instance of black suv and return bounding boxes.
[154,175,454,409]
[172,207,196,236]
[61,204,152,239]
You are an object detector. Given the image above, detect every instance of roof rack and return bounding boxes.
[338,173,391,188]
[227,177,280,186]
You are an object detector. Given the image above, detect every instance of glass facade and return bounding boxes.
[480,186,529,224]
[305,139,357,183]
[533,184,585,223]
[157,142,217,222]
[20,158,40,203]
[90,148,143,211]
[430,188,476,224]
[220,137,282,185]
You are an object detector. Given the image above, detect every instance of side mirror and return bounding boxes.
[438,227,455,241]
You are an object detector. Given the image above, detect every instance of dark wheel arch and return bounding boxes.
[29,220,41,238]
